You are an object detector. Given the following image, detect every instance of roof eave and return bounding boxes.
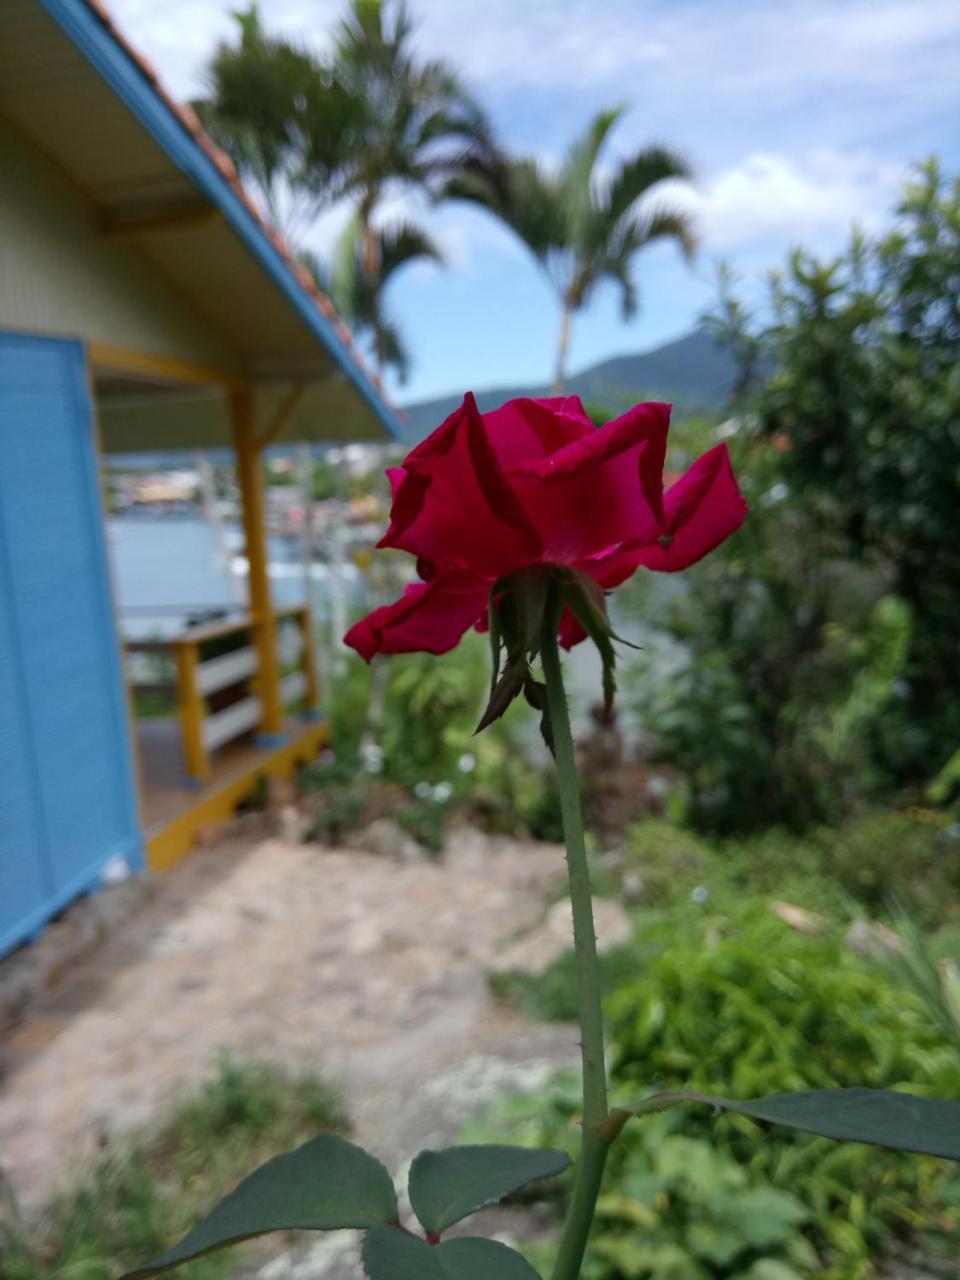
[41,0,404,442]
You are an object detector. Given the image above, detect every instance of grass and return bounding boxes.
[1,1054,348,1280]
[489,942,650,1023]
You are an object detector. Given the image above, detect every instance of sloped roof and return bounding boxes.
[2,0,404,446]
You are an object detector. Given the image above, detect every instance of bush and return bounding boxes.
[616,811,960,927]
[467,903,960,1278]
[623,821,711,903]
[813,810,959,923]
[712,811,960,927]
[303,633,558,849]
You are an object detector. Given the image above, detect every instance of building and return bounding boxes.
[0,0,403,957]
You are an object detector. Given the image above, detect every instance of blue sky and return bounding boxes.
[109,0,960,403]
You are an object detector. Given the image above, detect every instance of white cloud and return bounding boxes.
[107,0,960,115]
[661,149,906,251]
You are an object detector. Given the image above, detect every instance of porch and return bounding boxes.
[124,605,328,871]
[90,355,344,877]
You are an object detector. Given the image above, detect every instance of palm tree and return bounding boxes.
[325,0,499,219]
[196,0,499,377]
[318,0,498,361]
[302,217,443,382]
[448,106,696,392]
[193,6,354,241]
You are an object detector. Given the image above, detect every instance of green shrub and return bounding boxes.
[812,811,959,924]
[712,811,960,927]
[467,903,960,1278]
[303,635,554,849]
[623,821,711,903]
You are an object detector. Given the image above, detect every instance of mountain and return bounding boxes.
[401,329,737,440]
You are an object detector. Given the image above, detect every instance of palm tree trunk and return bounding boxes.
[553,301,574,394]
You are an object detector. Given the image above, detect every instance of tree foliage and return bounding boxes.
[641,162,960,829]
[447,106,695,390]
[195,1,498,376]
[733,161,960,782]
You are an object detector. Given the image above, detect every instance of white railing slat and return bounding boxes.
[202,696,262,751]
[281,671,307,704]
[277,622,304,664]
[197,645,257,695]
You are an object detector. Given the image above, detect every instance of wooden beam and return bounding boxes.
[258,383,308,448]
[88,342,242,389]
[101,201,223,238]
[231,389,285,738]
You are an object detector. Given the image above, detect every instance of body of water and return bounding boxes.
[108,517,360,638]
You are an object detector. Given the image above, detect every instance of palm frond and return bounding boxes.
[560,105,627,249]
[601,144,693,227]
[593,250,640,318]
[615,205,698,262]
[296,248,331,295]
[375,317,412,383]
[563,105,627,199]
[377,222,444,277]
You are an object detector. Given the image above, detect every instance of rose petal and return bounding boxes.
[344,571,489,661]
[575,543,647,592]
[482,396,594,467]
[379,394,542,577]
[558,609,588,649]
[633,443,748,572]
[505,402,671,562]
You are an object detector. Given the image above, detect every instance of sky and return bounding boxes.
[108,0,960,403]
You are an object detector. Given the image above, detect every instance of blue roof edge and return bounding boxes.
[40,0,405,442]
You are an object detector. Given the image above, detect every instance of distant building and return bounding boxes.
[0,0,403,957]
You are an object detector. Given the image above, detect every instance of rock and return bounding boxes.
[266,778,298,809]
[275,805,302,842]
[845,918,904,957]
[345,918,386,957]
[195,820,230,849]
[444,824,494,866]
[345,818,428,863]
[490,897,632,976]
[769,900,827,934]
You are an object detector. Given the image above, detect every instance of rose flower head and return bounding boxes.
[345,394,747,733]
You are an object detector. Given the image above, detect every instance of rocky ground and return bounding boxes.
[0,823,628,1275]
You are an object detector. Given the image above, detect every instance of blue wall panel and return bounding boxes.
[0,332,143,957]
[0,504,51,946]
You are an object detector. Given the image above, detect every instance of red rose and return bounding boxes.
[345,393,746,661]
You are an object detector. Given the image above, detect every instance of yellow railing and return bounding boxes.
[126,608,320,785]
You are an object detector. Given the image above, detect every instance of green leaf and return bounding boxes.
[511,566,553,656]
[408,1144,570,1234]
[122,1136,398,1278]
[362,1228,542,1279]
[614,1088,960,1160]
[486,593,503,699]
[563,581,617,715]
[476,658,528,733]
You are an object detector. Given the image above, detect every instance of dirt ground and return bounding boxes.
[0,826,578,1237]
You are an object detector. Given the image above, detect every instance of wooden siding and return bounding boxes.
[0,116,242,376]
[0,331,143,958]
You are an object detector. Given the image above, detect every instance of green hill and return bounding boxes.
[401,329,736,440]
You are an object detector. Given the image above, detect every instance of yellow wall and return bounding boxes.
[0,116,243,374]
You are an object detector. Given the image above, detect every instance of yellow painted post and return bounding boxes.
[298,606,321,714]
[231,389,285,738]
[173,639,209,783]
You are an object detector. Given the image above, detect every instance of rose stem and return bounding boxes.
[541,595,611,1280]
